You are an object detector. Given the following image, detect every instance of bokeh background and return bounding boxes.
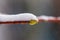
[0,0,58,40]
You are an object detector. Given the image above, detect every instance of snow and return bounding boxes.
[0,13,38,22]
[0,13,58,22]
[38,15,56,21]
[38,15,49,21]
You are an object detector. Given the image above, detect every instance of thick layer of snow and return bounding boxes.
[0,13,38,22]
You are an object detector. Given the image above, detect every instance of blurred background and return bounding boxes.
[0,0,59,40]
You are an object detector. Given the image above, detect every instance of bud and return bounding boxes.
[29,20,38,25]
